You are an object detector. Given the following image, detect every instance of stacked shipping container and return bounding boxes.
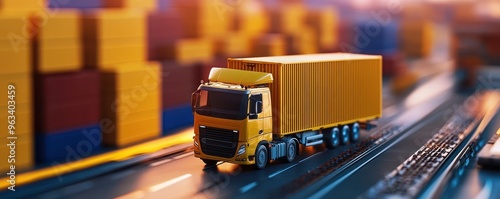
[0,12,34,171]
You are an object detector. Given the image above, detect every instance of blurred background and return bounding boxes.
[0,0,499,173]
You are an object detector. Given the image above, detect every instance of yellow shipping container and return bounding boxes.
[101,92,160,115]
[0,136,33,172]
[0,0,44,12]
[288,28,318,55]
[175,0,232,38]
[84,10,146,39]
[171,38,214,64]
[234,0,269,37]
[0,73,32,105]
[85,44,146,68]
[0,12,30,39]
[100,62,161,147]
[307,7,339,51]
[85,36,144,49]
[399,20,434,57]
[103,108,160,126]
[270,3,307,34]
[105,0,157,11]
[36,38,82,73]
[252,34,286,56]
[216,33,251,57]
[0,108,32,135]
[103,116,160,147]
[101,61,160,89]
[32,10,81,40]
[0,39,31,75]
[227,53,382,135]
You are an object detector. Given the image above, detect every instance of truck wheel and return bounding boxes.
[202,159,218,166]
[284,139,297,163]
[341,125,350,145]
[350,122,360,142]
[324,127,340,149]
[255,144,268,169]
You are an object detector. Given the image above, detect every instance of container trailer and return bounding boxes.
[191,53,382,169]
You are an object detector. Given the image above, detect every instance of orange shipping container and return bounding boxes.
[399,20,434,57]
[175,0,232,38]
[252,34,286,57]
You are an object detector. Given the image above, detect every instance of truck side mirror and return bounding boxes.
[191,91,200,113]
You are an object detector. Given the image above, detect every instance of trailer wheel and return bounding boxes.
[284,139,298,163]
[324,127,340,149]
[341,125,350,145]
[255,144,268,169]
[202,159,218,166]
[350,122,360,142]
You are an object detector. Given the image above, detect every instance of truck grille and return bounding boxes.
[199,126,239,158]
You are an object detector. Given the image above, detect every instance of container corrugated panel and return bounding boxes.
[100,62,161,146]
[228,53,382,136]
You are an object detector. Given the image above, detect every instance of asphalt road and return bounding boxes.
[4,74,500,199]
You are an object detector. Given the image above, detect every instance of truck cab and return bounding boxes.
[191,68,274,167]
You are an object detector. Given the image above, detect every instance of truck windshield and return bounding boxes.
[195,88,248,120]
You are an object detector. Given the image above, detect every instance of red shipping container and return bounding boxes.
[35,70,100,102]
[161,61,202,108]
[148,11,183,60]
[35,70,101,133]
[35,97,100,134]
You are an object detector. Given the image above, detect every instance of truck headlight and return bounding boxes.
[194,140,199,149]
[237,145,246,156]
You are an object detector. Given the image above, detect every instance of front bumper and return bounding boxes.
[193,140,255,165]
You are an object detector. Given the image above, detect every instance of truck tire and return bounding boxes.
[341,125,350,145]
[283,139,298,163]
[350,122,360,142]
[255,144,268,169]
[202,159,218,166]
[324,127,340,149]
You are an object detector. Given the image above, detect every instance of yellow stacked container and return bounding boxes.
[0,0,44,12]
[32,10,82,73]
[270,3,307,35]
[104,0,157,11]
[399,20,434,57]
[234,0,269,38]
[0,13,33,172]
[307,7,339,51]
[288,28,318,54]
[175,0,232,39]
[252,34,286,57]
[84,9,146,69]
[216,33,251,57]
[170,38,214,65]
[101,62,161,147]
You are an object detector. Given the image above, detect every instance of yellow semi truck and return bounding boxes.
[191,53,382,169]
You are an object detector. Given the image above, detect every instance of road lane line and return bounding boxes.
[239,182,258,193]
[149,174,192,192]
[299,151,325,163]
[308,116,435,199]
[149,159,173,167]
[268,164,299,179]
[173,153,193,160]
